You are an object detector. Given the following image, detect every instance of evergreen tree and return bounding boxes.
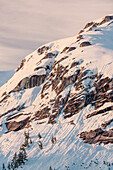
[23,131,29,147]
[51,136,56,144]
[17,151,25,166]
[7,162,10,170]
[24,131,29,139]
[38,141,43,149]
[20,146,25,152]
[30,138,32,144]
[49,166,53,170]
[2,163,6,170]
[23,150,28,162]
[7,162,11,170]
[38,133,42,139]
[7,132,28,170]
[17,150,27,166]
[11,152,19,169]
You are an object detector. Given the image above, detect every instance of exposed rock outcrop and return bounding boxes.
[80,41,92,47]
[0,104,25,118]
[78,30,84,34]
[16,59,26,72]
[80,128,113,145]
[99,16,113,26]
[67,47,76,53]
[10,74,46,93]
[86,105,113,119]
[37,46,49,55]
[6,117,30,132]
[61,47,69,53]
[35,106,51,120]
[84,22,94,29]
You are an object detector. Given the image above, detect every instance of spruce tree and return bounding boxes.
[23,150,28,162]
[18,151,25,166]
[38,133,42,139]
[7,162,11,170]
[2,163,6,170]
[30,138,32,144]
[51,136,56,144]
[11,152,18,169]
[38,141,43,149]
[24,131,29,147]
[49,166,52,170]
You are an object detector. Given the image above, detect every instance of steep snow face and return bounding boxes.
[0,15,113,169]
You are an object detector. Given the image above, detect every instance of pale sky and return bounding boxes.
[0,0,113,71]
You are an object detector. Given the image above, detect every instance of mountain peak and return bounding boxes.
[0,15,113,169]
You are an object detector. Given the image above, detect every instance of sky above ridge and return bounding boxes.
[0,0,113,71]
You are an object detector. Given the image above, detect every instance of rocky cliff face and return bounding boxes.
[0,15,113,169]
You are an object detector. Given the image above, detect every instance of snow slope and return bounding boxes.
[0,15,113,170]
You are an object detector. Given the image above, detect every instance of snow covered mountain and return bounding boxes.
[0,15,113,170]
